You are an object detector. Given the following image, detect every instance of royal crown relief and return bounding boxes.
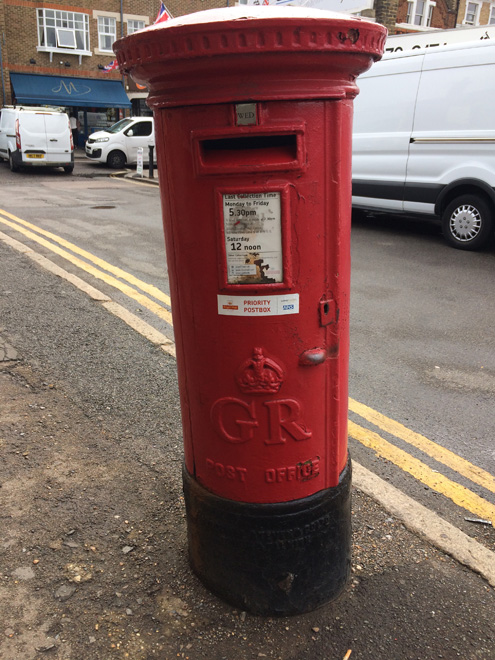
[236,347,284,395]
[208,348,320,485]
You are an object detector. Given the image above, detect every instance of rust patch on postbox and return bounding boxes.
[338,28,360,44]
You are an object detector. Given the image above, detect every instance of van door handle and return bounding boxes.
[50,139,58,142]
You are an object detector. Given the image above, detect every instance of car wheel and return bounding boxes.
[441,194,494,251]
[63,165,74,174]
[9,152,19,172]
[107,150,126,169]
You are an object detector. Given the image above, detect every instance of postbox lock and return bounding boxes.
[319,297,338,326]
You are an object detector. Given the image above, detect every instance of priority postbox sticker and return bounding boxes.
[217,293,299,317]
[222,192,283,285]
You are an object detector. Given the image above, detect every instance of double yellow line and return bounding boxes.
[349,400,495,523]
[0,208,173,327]
[0,207,494,524]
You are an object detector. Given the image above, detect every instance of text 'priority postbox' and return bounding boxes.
[114,6,386,616]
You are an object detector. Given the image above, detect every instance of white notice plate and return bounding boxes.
[222,192,283,285]
[218,293,299,317]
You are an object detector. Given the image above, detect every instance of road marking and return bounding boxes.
[102,300,175,357]
[349,420,495,523]
[0,230,175,357]
[350,398,495,496]
[353,462,495,588]
[0,230,111,301]
[0,208,171,307]
[1,215,494,526]
[0,213,173,328]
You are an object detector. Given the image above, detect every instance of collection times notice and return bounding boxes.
[222,192,283,285]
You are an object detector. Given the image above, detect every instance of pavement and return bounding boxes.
[1,163,495,660]
[74,148,160,184]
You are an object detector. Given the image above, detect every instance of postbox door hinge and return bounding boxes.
[319,298,338,327]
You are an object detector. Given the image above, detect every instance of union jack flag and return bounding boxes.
[154,1,173,24]
[102,60,119,73]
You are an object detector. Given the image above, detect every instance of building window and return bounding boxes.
[489,5,495,23]
[98,16,117,52]
[37,9,90,53]
[464,2,480,24]
[127,20,145,34]
[406,0,435,26]
[427,3,434,25]
[406,2,413,23]
[414,0,425,25]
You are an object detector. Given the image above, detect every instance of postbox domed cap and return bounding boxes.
[114,6,387,108]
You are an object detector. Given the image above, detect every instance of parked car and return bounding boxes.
[0,106,74,173]
[352,39,495,250]
[85,117,155,169]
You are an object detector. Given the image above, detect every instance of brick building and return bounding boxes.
[372,0,495,35]
[456,0,495,26]
[2,0,493,143]
[0,0,227,144]
[370,0,458,34]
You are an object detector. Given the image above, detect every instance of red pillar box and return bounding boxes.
[114,7,386,616]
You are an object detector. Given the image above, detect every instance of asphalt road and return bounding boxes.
[0,154,494,543]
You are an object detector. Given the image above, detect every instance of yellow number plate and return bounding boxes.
[26,154,44,159]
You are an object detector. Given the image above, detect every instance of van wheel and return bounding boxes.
[107,150,126,169]
[9,152,19,172]
[63,165,74,174]
[441,194,494,250]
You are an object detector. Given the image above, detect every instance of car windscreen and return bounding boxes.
[106,119,134,134]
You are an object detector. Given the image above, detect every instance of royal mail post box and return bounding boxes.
[115,6,386,615]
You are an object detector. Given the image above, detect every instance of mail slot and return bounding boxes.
[195,128,305,174]
[114,5,386,615]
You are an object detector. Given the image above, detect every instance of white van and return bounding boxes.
[85,117,155,169]
[0,106,74,173]
[352,39,495,250]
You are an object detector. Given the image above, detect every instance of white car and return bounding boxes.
[85,117,155,169]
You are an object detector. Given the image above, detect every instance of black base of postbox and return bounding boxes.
[182,459,352,616]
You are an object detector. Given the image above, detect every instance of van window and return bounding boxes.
[107,118,134,133]
[128,121,152,137]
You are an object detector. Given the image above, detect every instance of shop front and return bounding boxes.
[9,72,131,147]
